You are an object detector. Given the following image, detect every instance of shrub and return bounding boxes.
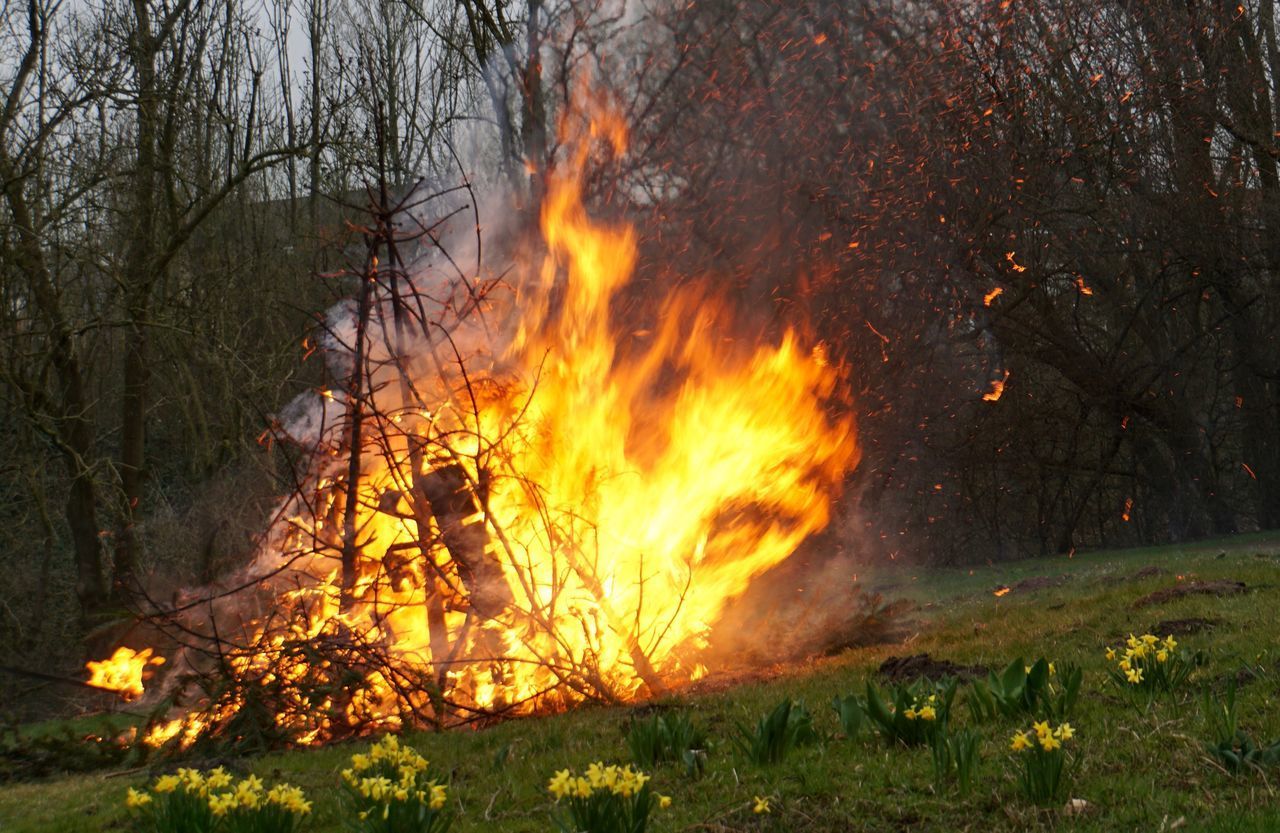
[626,711,707,775]
[547,763,669,833]
[733,699,819,764]
[930,726,980,795]
[1203,677,1280,774]
[340,735,451,833]
[863,678,956,746]
[1009,721,1075,805]
[124,767,310,833]
[831,694,866,739]
[1104,634,1200,705]
[967,658,1080,721]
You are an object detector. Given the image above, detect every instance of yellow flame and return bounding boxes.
[85,647,164,701]
[141,91,858,746]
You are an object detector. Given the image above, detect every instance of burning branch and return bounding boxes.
[87,89,858,752]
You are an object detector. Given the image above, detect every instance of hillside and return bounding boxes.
[4,533,1280,832]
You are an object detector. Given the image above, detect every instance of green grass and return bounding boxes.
[4,533,1280,831]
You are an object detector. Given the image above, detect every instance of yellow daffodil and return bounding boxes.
[205,768,232,790]
[429,783,447,810]
[124,788,152,809]
[753,796,771,814]
[548,769,573,800]
[1010,732,1031,752]
[658,794,672,809]
[1126,666,1143,684]
[1054,723,1074,741]
[1032,720,1051,739]
[903,707,917,720]
[208,792,238,817]
[266,784,311,815]
[153,775,180,794]
[918,704,937,721]
[1105,647,1116,660]
[1038,733,1061,751]
[1156,649,1169,663]
[1164,635,1177,650]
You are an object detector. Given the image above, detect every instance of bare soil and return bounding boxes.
[1131,580,1247,609]
[877,653,988,683]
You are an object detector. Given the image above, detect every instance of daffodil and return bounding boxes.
[124,788,152,809]
[548,768,573,799]
[429,783,447,810]
[753,795,771,814]
[1010,732,1031,752]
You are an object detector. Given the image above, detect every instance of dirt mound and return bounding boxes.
[1132,580,1247,609]
[877,653,988,683]
[1012,575,1070,592]
[1150,617,1220,636]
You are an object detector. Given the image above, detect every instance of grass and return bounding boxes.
[4,532,1280,831]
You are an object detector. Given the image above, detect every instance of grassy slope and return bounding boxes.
[4,533,1280,832]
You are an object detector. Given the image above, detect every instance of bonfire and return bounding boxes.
[88,92,859,751]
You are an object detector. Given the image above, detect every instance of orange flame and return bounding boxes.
[86,647,164,701]
[139,92,858,747]
[993,586,1011,597]
[982,370,1010,401]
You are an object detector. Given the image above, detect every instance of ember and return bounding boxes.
[85,647,164,701]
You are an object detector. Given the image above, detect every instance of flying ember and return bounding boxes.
[85,647,164,701]
[89,94,858,749]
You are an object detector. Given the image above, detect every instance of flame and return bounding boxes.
[983,287,1003,306]
[85,647,164,701]
[993,586,1011,597]
[982,370,1010,402]
[137,92,858,747]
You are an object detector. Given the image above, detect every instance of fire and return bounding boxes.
[85,647,164,701]
[134,93,859,747]
[982,370,1010,401]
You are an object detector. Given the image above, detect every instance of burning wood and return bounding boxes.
[87,92,859,749]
